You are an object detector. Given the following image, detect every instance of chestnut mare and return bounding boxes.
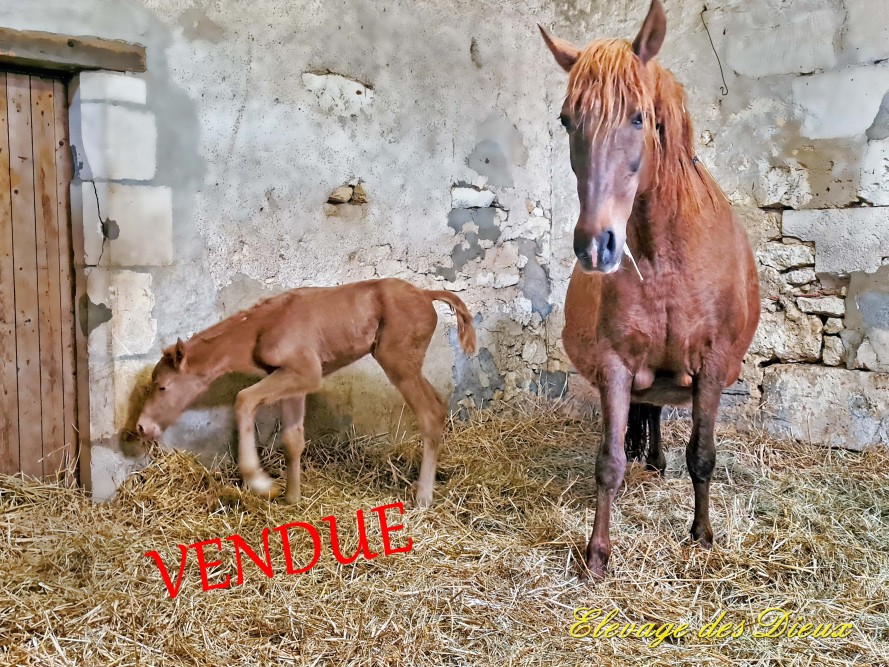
[135,278,476,508]
[540,0,759,577]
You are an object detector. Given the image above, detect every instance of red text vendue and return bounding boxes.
[143,502,411,599]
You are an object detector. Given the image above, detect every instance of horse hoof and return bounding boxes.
[584,543,610,580]
[583,559,607,581]
[245,473,281,501]
[414,493,434,509]
[645,458,666,475]
[691,524,714,549]
[281,490,301,505]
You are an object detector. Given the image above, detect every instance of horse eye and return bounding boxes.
[559,114,572,131]
[631,112,644,129]
[158,385,166,392]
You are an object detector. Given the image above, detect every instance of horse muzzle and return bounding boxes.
[135,417,162,441]
[574,227,623,274]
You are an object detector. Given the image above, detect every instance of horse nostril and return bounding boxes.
[598,229,617,266]
[137,423,145,435]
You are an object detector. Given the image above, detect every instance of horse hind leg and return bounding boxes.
[645,406,665,474]
[624,404,665,473]
[372,311,446,508]
[281,395,307,504]
[624,403,647,461]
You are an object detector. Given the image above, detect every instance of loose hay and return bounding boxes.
[1,405,887,666]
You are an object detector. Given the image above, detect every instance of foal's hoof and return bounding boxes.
[414,492,434,510]
[246,473,282,501]
[281,490,301,505]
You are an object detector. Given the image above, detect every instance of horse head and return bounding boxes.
[540,0,667,274]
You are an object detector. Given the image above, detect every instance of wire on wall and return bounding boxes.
[701,5,728,96]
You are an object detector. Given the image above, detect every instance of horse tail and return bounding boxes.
[425,290,477,355]
[625,403,662,464]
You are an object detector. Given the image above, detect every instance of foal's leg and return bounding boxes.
[235,360,321,499]
[586,363,632,578]
[281,395,307,504]
[686,369,723,547]
[377,363,446,508]
[373,318,446,508]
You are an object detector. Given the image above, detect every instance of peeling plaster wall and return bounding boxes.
[0,0,886,498]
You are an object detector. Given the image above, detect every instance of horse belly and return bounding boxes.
[631,375,693,407]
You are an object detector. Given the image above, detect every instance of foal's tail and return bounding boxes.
[425,290,477,355]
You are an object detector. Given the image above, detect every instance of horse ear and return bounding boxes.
[173,338,187,370]
[632,0,667,65]
[538,24,580,72]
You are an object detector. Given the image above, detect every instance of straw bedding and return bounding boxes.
[1,404,887,666]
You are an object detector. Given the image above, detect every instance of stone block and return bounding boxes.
[797,296,845,317]
[88,358,152,440]
[824,317,844,335]
[726,8,840,77]
[739,208,782,248]
[756,241,815,271]
[79,103,157,180]
[859,139,889,205]
[785,268,816,286]
[791,64,889,139]
[81,183,174,267]
[749,309,823,362]
[86,269,157,357]
[841,0,889,65]
[822,335,846,366]
[755,164,812,209]
[782,207,889,275]
[852,330,889,372]
[79,71,147,105]
[760,365,889,451]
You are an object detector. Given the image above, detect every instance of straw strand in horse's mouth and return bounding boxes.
[623,242,644,281]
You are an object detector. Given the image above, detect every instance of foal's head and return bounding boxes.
[541,0,667,274]
[136,339,207,440]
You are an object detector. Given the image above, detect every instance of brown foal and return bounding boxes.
[135,278,476,508]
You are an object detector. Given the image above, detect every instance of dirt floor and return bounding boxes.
[1,406,887,666]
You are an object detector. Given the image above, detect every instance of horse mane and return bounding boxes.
[191,292,289,345]
[567,39,719,220]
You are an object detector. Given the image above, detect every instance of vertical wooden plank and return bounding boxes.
[0,72,20,476]
[7,72,43,478]
[56,78,89,490]
[32,75,65,479]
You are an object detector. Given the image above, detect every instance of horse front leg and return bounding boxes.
[686,368,723,547]
[586,362,632,578]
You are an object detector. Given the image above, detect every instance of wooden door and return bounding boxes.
[0,71,80,483]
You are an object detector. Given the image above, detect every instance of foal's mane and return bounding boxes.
[567,39,719,219]
[192,292,288,345]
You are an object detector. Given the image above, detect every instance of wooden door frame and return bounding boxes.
[0,27,146,491]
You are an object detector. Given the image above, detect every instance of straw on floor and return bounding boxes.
[1,405,887,666]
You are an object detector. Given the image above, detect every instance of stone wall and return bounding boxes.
[0,0,885,498]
